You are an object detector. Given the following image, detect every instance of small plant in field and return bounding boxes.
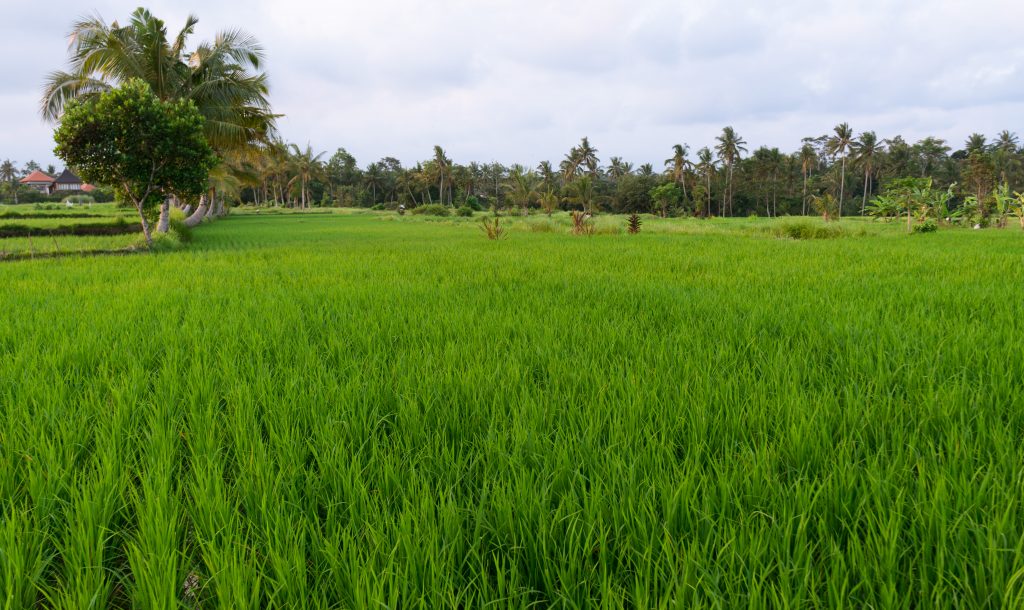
[571,210,594,236]
[456,205,473,217]
[479,216,505,240]
[810,193,838,221]
[912,220,938,233]
[627,214,641,234]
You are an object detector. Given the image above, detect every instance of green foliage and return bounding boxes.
[913,219,938,233]
[769,219,848,239]
[456,205,474,217]
[810,193,839,220]
[464,195,483,211]
[53,79,217,245]
[168,219,193,243]
[411,203,450,217]
[648,182,682,217]
[627,213,642,234]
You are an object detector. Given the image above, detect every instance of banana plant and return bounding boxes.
[1012,191,1024,230]
[866,195,899,221]
[991,183,1013,228]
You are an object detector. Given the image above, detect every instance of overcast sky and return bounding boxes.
[3,0,1022,170]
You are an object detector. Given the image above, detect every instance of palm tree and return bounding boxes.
[852,131,883,215]
[714,127,747,216]
[695,147,715,217]
[565,175,597,214]
[289,144,325,209]
[798,143,817,215]
[40,8,276,226]
[577,137,600,177]
[965,133,988,154]
[505,166,540,216]
[826,122,854,218]
[665,144,690,202]
[364,163,384,204]
[607,157,631,181]
[0,160,18,204]
[433,145,451,205]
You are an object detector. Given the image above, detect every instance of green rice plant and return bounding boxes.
[0,212,1022,608]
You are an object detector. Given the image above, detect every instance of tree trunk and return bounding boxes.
[184,194,209,227]
[135,201,153,247]
[181,204,193,216]
[802,172,808,215]
[861,169,869,216]
[156,197,171,233]
[838,156,846,219]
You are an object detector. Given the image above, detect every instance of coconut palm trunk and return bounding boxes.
[184,194,209,227]
[157,198,172,233]
[861,170,870,216]
[838,156,846,219]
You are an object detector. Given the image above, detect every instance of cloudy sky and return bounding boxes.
[3,0,1022,169]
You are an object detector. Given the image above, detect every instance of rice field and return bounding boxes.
[1,211,1023,608]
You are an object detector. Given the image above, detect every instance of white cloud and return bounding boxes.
[2,0,1022,169]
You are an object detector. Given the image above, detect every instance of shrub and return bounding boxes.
[62,195,96,205]
[912,220,938,234]
[769,220,847,240]
[480,216,506,240]
[371,203,385,211]
[456,206,473,217]
[169,219,193,243]
[627,214,642,234]
[465,195,483,211]
[571,210,594,236]
[411,204,449,217]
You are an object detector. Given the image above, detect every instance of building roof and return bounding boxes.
[54,168,82,184]
[81,184,96,193]
[20,170,55,184]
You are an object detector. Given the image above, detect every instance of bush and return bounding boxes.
[913,220,938,234]
[62,195,96,205]
[371,203,385,211]
[465,195,483,211]
[411,204,450,217]
[168,218,193,243]
[456,206,473,217]
[769,220,848,240]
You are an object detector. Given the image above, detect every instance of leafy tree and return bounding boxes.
[649,182,682,217]
[42,8,275,227]
[53,80,216,246]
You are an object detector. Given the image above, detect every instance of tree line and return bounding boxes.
[235,127,1023,220]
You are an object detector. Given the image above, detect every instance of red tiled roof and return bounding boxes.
[82,184,96,192]
[20,170,55,184]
